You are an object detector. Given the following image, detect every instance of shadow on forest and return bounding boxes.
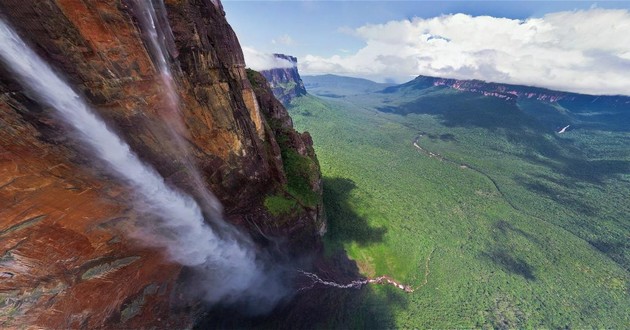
[195,177,400,329]
[381,91,630,273]
[587,240,630,270]
[424,132,457,142]
[322,177,387,248]
[494,220,543,247]
[196,251,406,330]
[514,175,599,217]
[482,249,536,281]
[246,251,406,329]
[481,220,538,281]
[377,91,630,186]
[248,177,401,329]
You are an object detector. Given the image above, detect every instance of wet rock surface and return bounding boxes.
[0,0,323,328]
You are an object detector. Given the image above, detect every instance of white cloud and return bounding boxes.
[242,46,295,71]
[272,34,295,46]
[300,9,630,95]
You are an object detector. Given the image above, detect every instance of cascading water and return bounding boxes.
[0,19,285,308]
[297,270,416,293]
[129,0,420,305]
[131,0,225,221]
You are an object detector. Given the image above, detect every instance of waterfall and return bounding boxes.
[131,0,225,222]
[0,19,284,307]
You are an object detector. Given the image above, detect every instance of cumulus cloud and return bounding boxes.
[300,9,630,95]
[242,46,295,71]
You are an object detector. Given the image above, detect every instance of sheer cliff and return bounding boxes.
[0,0,323,328]
[259,54,307,105]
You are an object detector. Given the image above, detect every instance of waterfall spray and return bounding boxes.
[128,0,420,304]
[0,18,285,307]
[131,0,225,221]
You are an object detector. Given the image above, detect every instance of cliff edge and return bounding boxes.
[260,54,307,105]
[0,0,322,328]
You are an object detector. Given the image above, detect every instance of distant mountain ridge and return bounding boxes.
[383,75,630,107]
[374,75,630,132]
[303,74,394,98]
[260,54,307,105]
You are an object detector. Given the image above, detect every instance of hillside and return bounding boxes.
[381,75,630,131]
[280,75,630,328]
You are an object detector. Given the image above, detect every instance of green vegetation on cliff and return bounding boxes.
[246,69,322,218]
[262,147,319,216]
[287,87,629,328]
[281,147,320,207]
[263,195,298,216]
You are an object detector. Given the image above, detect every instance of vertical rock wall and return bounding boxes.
[0,0,323,328]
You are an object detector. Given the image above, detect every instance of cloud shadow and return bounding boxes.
[322,177,387,248]
[480,220,538,281]
[194,176,398,329]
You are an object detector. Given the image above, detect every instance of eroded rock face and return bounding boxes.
[247,69,325,248]
[260,54,307,105]
[0,0,322,328]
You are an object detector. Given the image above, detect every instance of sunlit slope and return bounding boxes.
[288,89,629,328]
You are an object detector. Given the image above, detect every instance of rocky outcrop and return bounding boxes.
[260,54,307,105]
[0,0,322,328]
[247,69,325,246]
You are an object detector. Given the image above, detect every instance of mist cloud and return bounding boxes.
[300,9,630,95]
[243,46,295,70]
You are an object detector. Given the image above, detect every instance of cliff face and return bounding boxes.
[247,69,325,243]
[386,75,630,105]
[0,0,322,328]
[260,54,307,105]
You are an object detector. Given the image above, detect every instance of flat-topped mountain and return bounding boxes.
[384,75,630,106]
[260,54,307,105]
[377,75,630,132]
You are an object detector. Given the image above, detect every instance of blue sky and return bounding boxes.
[223,1,630,95]
[225,1,627,57]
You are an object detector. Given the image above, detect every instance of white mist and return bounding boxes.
[132,0,226,221]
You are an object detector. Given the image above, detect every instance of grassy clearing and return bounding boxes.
[287,91,629,328]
